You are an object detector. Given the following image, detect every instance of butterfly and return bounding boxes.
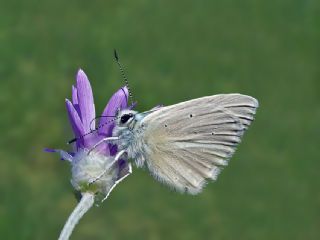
[99,93,259,195]
[81,51,259,195]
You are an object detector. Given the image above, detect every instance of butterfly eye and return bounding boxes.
[120,113,133,124]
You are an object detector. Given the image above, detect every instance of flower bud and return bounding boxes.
[71,149,119,199]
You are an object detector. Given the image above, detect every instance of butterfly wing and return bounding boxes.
[140,94,258,194]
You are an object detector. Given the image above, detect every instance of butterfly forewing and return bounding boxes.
[140,94,258,194]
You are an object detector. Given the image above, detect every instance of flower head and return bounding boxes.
[46,69,130,197]
[46,68,134,240]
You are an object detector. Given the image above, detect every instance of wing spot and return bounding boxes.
[189,114,193,118]
[164,124,168,128]
[211,132,215,135]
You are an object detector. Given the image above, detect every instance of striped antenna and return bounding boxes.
[114,49,134,105]
[89,115,116,132]
[67,116,119,144]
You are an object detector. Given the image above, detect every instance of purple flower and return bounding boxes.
[66,69,129,154]
[46,69,131,197]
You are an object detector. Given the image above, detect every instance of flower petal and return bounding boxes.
[44,148,56,153]
[66,99,85,148]
[118,160,130,179]
[72,85,80,115]
[109,144,118,156]
[98,86,129,137]
[76,69,96,132]
[72,85,78,105]
[128,101,138,110]
[44,148,74,162]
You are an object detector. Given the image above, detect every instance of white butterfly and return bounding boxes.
[91,93,258,195]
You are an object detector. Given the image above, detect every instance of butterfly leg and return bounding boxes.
[102,163,132,202]
[88,149,126,185]
[87,136,119,155]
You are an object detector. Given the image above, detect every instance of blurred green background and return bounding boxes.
[0,0,319,239]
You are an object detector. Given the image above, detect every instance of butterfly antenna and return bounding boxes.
[114,49,134,105]
[67,116,120,145]
[89,115,116,132]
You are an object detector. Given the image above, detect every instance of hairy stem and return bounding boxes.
[58,192,95,240]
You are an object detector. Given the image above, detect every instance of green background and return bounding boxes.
[0,0,319,239]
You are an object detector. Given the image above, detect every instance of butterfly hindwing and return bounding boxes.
[140,94,258,194]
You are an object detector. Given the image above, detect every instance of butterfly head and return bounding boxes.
[116,109,138,128]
